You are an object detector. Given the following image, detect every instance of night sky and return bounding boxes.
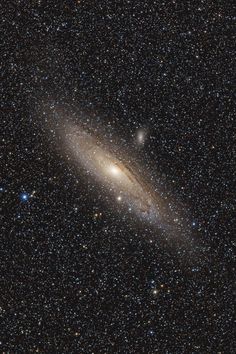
[1,1,235,353]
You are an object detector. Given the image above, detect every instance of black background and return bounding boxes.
[1,1,235,353]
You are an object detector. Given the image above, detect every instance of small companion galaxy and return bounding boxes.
[1,1,235,353]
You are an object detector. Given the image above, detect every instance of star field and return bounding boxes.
[1,0,235,353]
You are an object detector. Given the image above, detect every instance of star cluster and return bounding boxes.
[1,0,235,353]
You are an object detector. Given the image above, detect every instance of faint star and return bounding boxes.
[148,329,155,336]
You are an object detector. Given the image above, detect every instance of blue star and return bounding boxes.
[20,192,29,202]
[148,329,155,336]
[149,279,156,288]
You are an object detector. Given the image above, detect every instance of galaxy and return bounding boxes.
[1,1,235,353]
[61,122,163,225]
[57,120,189,243]
[64,123,157,218]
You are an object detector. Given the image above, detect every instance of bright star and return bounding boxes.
[20,192,29,202]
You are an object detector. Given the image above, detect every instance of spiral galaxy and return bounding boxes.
[63,122,162,225]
